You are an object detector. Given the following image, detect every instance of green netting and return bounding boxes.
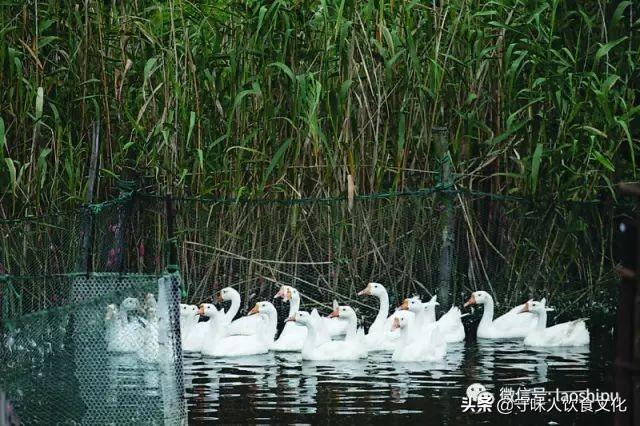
[1,272,186,425]
[0,187,632,423]
[170,191,626,321]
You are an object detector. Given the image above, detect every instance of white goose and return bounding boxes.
[357,282,402,351]
[391,310,447,362]
[290,305,367,361]
[106,297,143,352]
[401,295,465,343]
[217,287,265,336]
[180,304,208,352]
[464,291,537,339]
[201,301,278,357]
[136,293,160,363]
[271,285,307,352]
[520,299,590,347]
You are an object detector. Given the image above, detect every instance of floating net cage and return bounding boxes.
[0,272,186,425]
[0,188,630,423]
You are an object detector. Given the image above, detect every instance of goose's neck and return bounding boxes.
[263,311,278,340]
[118,309,129,323]
[302,322,318,353]
[535,311,547,331]
[479,297,495,327]
[344,316,358,338]
[225,292,241,321]
[400,318,413,345]
[425,307,436,324]
[288,296,300,318]
[372,291,390,328]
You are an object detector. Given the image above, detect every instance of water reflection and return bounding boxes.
[184,339,605,423]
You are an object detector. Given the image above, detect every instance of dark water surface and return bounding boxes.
[184,331,616,425]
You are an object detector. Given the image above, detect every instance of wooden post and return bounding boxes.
[165,194,178,273]
[77,121,100,273]
[433,127,455,308]
[615,183,640,426]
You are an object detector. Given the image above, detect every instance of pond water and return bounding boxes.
[184,331,616,425]
[0,316,618,425]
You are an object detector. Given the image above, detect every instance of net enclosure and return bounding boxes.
[0,186,630,423]
[1,271,186,424]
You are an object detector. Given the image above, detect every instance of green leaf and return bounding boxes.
[268,62,295,81]
[592,150,615,172]
[35,87,44,120]
[38,148,51,188]
[4,158,16,193]
[0,117,5,154]
[595,37,628,64]
[531,143,543,193]
[144,57,158,82]
[262,138,291,188]
[186,111,196,144]
[612,1,632,27]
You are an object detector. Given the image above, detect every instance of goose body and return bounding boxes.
[521,299,590,347]
[136,294,160,363]
[292,306,367,361]
[391,310,447,362]
[180,304,211,352]
[106,297,143,353]
[464,291,537,339]
[201,301,278,357]
[218,287,264,336]
[357,282,402,351]
[271,286,308,352]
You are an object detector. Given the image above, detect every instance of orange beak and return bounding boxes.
[520,302,530,313]
[357,285,370,296]
[197,304,205,316]
[463,295,476,307]
[248,304,260,315]
[399,299,409,310]
[285,316,295,322]
[216,293,224,303]
[274,287,285,299]
[328,308,340,318]
[391,317,401,331]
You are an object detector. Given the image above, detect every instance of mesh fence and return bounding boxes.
[0,272,186,425]
[0,187,632,423]
[170,190,627,321]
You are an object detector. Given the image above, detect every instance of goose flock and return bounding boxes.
[170,284,590,362]
[103,284,589,363]
[104,293,161,363]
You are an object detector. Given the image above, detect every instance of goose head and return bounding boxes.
[328,305,357,322]
[273,285,299,302]
[144,293,157,310]
[399,296,423,314]
[391,310,412,331]
[120,297,140,312]
[197,303,219,319]
[520,298,550,315]
[288,310,312,325]
[423,295,439,314]
[464,291,492,307]
[180,304,198,318]
[216,287,239,303]
[248,301,277,317]
[357,282,386,297]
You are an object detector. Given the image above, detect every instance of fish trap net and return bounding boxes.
[0,272,186,425]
